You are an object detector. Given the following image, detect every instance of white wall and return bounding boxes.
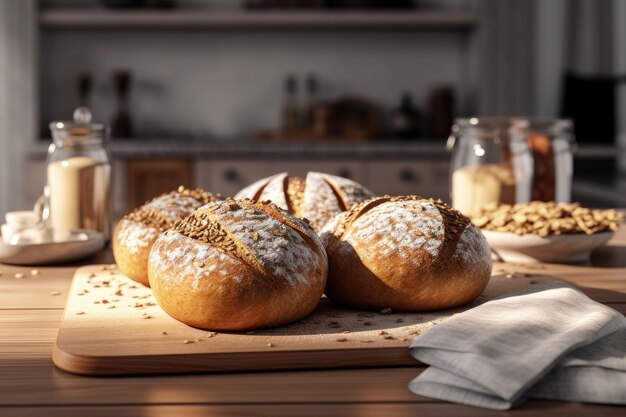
[0,1,37,217]
[40,28,473,139]
[531,0,567,118]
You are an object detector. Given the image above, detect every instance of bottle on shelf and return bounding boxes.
[76,72,92,108]
[281,73,301,133]
[390,92,421,139]
[111,69,133,139]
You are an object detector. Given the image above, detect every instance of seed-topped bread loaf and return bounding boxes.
[235,172,375,233]
[321,195,492,311]
[113,186,221,286]
[148,198,328,331]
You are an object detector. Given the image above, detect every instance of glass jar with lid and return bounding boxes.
[447,117,534,216]
[46,107,112,241]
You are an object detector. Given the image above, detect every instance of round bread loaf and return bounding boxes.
[321,195,492,311]
[148,198,328,331]
[235,172,375,232]
[113,187,220,287]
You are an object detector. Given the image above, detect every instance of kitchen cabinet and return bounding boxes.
[366,161,450,201]
[196,159,369,198]
[126,159,192,210]
[196,160,275,198]
[25,142,452,217]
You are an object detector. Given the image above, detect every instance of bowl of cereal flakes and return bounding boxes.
[471,202,623,263]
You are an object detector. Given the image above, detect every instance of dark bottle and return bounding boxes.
[281,74,300,132]
[390,92,421,140]
[76,72,92,107]
[111,70,132,139]
[304,73,320,130]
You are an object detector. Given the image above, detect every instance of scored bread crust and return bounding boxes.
[148,198,328,331]
[320,195,492,311]
[113,187,220,287]
[234,172,375,232]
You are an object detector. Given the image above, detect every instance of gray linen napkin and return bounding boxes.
[408,281,626,410]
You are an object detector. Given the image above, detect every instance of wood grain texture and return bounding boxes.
[3,401,626,417]
[1,223,625,415]
[0,364,424,406]
[52,264,575,376]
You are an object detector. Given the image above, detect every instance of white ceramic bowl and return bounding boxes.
[482,230,614,264]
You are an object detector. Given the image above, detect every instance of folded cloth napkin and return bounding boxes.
[408,281,626,410]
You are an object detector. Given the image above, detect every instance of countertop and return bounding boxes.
[29,139,452,160]
[1,226,626,416]
[28,139,621,160]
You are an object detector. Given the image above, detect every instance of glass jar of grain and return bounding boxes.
[447,117,533,217]
[46,107,111,241]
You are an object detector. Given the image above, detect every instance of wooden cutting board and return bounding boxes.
[53,265,543,376]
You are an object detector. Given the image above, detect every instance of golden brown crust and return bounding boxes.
[112,219,159,287]
[148,198,328,331]
[321,195,492,311]
[234,172,376,233]
[113,187,221,287]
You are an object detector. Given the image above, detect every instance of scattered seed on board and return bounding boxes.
[336,338,349,342]
[14,273,24,279]
[396,318,404,323]
[328,321,341,328]
[363,321,373,326]
[380,308,392,315]
[267,343,274,347]
[162,331,168,335]
[361,340,373,343]
[50,291,61,295]
[76,312,85,315]
[183,340,193,344]
[30,269,40,276]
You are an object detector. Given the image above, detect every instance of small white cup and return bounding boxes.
[5,211,38,228]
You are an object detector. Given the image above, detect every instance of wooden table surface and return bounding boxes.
[1,228,626,417]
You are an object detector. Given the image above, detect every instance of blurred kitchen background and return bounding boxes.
[0,0,625,220]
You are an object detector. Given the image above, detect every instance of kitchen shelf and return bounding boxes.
[574,144,623,159]
[39,9,478,30]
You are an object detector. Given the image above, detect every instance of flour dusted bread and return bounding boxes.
[321,195,492,311]
[235,172,375,232]
[113,187,220,287]
[148,198,328,331]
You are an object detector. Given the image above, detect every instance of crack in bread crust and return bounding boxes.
[173,202,268,278]
[173,198,323,287]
